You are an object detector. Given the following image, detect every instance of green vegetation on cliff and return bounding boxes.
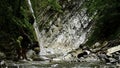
[0,0,62,58]
[34,0,62,14]
[1,0,120,59]
[84,0,120,46]
[0,0,36,57]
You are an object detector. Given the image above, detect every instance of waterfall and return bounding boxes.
[27,0,45,55]
[39,12,92,56]
[36,0,95,56]
[27,0,95,56]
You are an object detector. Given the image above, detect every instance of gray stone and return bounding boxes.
[0,52,6,60]
[107,45,120,56]
[26,50,38,61]
[92,42,101,48]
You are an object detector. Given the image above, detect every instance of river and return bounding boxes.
[1,60,119,68]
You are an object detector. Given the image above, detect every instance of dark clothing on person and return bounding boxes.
[21,34,31,49]
[30,41,40,54]
[20,34,31,60]
[30,41,39,49]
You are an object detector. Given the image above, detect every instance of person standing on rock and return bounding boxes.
[16,36,23,60]
[16,32,32,60]
[21,34,32,60]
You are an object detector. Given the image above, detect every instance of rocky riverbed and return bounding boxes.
[0,50,120,68]
[0,60,120,68]
[0,40,120,68]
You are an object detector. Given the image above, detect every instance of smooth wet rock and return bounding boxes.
[0,52,6,60]
[97,51,109,62]
[52,57,63,62]
[107,45,120,56]
[92,42,101,48]
[0,60,6,67]
[68,48,83,58]
[77,50,90,58]
[109,58,116,63]
[78,53,100,62]
[51,64,59,68]
[26,50,45,61]
[26,50,36,61]
[40,56,50,60]
[63,54,76,61]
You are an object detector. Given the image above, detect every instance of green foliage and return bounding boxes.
[0,0,36,54]
[48,0,62,12]
[38,0,62,12]
[84,0,120,46]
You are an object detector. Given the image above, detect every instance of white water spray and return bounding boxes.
[27,0,94,57]
[27,0,45,55]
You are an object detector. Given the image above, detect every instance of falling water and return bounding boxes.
[27,0,45,54]
[39,12,92,56]
[27,0,95,56]
[36,0,95,56]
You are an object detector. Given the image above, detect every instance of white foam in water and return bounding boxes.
[27,0,93,56]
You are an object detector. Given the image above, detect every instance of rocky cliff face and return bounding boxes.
[33,0,120,63]
[34,0,95,56]
[0,0,120,62]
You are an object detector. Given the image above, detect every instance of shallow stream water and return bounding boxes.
[2,60,119,68]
